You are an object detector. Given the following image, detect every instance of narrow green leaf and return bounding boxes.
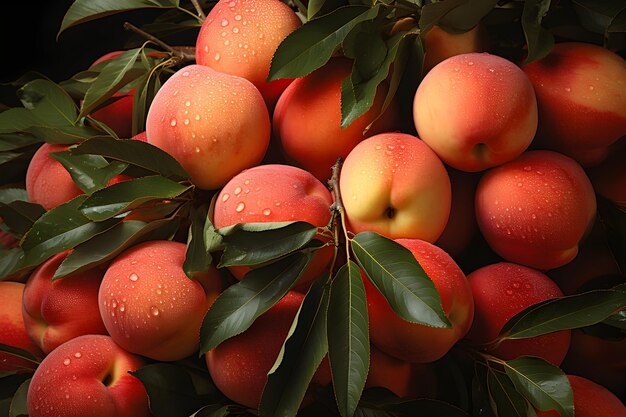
[50,151,128,194]
[0,201,46,238]
[522,0,555,63]
[0,108,41,134]
[419,0,466,32]
[374,397,471,417]
[54,217,180,279]
[199,252,314,354]
[218,221,318,268]
[26,125,103,144]
[189,405,233,417]
[79,175,191,222]
[328,261,369,417]
[203,216,224,254]
[487,369,528,417]
[8,378,30,417]
[603,309,626,329]
[499,289,626,340]
[259,276,330,417]
[351,232,450,328]
[0,134,41,152]
[184,205,213,278]
[504,357,573,417]
[70,136,190,180]
[21,195,120,267]
[268,5,382,81]
[17,79,77,125]
[0,248,25,280]
[59,0,180,35]
[0,344,41,366]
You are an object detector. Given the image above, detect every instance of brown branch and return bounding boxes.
[190,0,206,20]
[123,22,195,63]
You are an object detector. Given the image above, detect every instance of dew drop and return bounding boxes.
[523,166,532,171]
[182,71,189,77]
[468,61,474,66]
[235,14,242,21]
[195,114,201,121]
[589,85,595,91]
[221,19,229,27]
[517,182,523,187]
[184,119,190,126]
[130,273,138,282]
[203,45,209,53]
[214,53,220,61]
[170,119,177,127]
[565,87,571,92]
[63,358,71,366]
[263,209,271,216]
[185,101,191,107]
[234,186,242,195]
[150,306,160,316]
[375,145,382,150]
[228,0,235,6]
[194,146,201,153]
[505,289,513,295]
[233,27,240,33]
[236,202,245,212]
[222,193,230,202]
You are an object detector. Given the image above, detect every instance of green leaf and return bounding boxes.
[189,405,233,417]
[218,221,318,268]
[70,136,190,181]
[17,79,77,125]
[504,357,573,417]
[204,216,224,255]
[437,0,499,33]
[572,0,626,34]
[59,0,180,35]
[0,344,41,367]
[259,276,330,417]
[308,0,345,20]
[184,205,213,279]
[131,363,209,417]
[26,125,103,144]
[50,151,128,194]
[0,134,41,152]
[372,397,471,417]
[199,252,315,354]
[498,289,626,340]
[0,201,46,238]
[522,0,555,63]
[268,5,382,81]
[603,309,626,329]
[79,175,191,222]
[131,66,163,136]
[8,378,30,417]
[0,248,25,280]
[0,108,41,134]
[419,0,466,32]
[0,189,28,204]
[351,231,450,328]
[54,217,180,279]
[21,195,120,267]
[328,261,369,417]
[487,369,528,417]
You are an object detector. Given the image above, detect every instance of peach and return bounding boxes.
[413,52,538,172]
[99,240,222,361]
[587,145,626,210]
[423,25,489,74]
[340,132,451,242]
[467,262,571,366]
[27,334,150,417]
[364,239,474,363]
[22,251,108,354]
[206,291,331,409]
[273,58,399,182]
[195,0,302,108]
[26,143,83,210]
[522,42,626,166]
[536,375,626,417]
[146,64,270,189]
[475,150,597,270]
[0,282,42,372]
[213,164,334,288]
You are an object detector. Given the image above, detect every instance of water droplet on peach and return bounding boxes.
[130,273,138,282]
[236,202,245,212]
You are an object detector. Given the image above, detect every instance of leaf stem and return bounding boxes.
[123,22,195,64]
[328,157,351,263]
[189,0,207,20]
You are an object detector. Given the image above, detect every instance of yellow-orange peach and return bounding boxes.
[0,282,42,372]
[475,150,596,270]
[206,291,331,409]
[195,0,301,108]
[536,375,626,417]
[364,239,474,363]
[26,143,83,210]
[273,58,399,182]
[522,42,626,166]
[467,262,571,366]
[414,53,538,172]
[99,240,222,361]
[22,251,108,354]
[27,335,150,417]
[213,164,333,289]
[146,64,270,189]
[423,25,489,74]
[340,132,451,242]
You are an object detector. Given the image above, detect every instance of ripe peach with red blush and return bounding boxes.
[27,334,150,417]
[99,240,222,361]
[467,262,571,366]
[475,150,596,270]
[195,0,302,108]
[22,251,108,354]
[146,64,270,189]
[364,238,474,363]
[413,52,537,172]
[0,282,42,373]
[522,42,626,166]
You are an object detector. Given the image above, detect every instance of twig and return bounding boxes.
[328,157,351,262]
[123,22,196,63]
[190,0,207,20]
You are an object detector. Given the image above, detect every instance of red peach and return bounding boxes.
[27,334,150,417]
[22,251,108,354]
[413,52,538,172]
[340,132,451,242]
[364,239,474,363]
[273,58,399,182]
[0,282,42,373]
[99,240,222,361]
[195,0,302,108]
[467,262,571,366]
[522,42,626,166]
[587,145,626,210]
[146,64,270,189]
[475,150,597,270]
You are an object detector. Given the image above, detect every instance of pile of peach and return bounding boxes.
[1,0,625,416]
